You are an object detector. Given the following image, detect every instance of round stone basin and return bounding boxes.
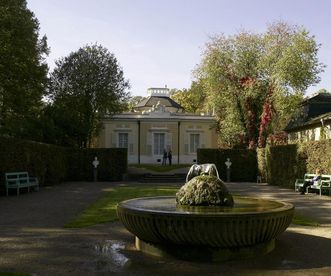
[117,196,294,249]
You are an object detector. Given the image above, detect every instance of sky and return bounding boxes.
[27,0,331,97]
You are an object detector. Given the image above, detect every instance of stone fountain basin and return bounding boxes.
[117,196,294,248]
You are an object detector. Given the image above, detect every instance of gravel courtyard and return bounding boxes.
[1,181,331,275]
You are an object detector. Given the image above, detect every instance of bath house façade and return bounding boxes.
[97,87,218,164]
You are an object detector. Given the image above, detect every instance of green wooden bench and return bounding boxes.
[5,172,39,196]
[294,173,316,192]
[307,174,331,196]
[295,173,331,196]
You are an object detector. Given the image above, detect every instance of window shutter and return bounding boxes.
[184,133,189,154]
[128,133,134,155]
[111,132,117,148]
[146,132,152,155]
[166,133,172,149]
[200,132,205,148]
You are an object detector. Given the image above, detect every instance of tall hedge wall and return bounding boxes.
[67,148,127,181]
[0,136,68,185]
[0,136,127,186]
[196,140,331,185]
[300,140,331,174]
[197,148,257,182]
[264,144,302,188]
[258,140,331,188]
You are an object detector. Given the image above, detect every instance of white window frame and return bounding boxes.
[153,132,165,156]
[189,133,200,153]
[118,132,128,148]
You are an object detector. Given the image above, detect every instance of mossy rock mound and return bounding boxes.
[176,175,234,206]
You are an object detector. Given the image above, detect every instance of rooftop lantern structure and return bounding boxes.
[147,87,170,97]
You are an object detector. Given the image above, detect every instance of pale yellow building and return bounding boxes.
[285,92,331,142]
[97,87,218,164]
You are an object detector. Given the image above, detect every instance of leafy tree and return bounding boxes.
[316,88,330,94]
[171,81,206,113]
[0,0,49,139]
[49,44,130,148]
[126,95,145,111]
[196,22,324,148]
[40,104,86,147]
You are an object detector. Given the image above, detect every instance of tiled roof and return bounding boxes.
[284,93,331,131]
[134,96,183,110]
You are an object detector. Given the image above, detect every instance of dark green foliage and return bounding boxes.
[0,137,127,189]
[259,141,331,188]
[0,136,67,186]
[67,148,127,181]
[260,141,331,188]
[0,0,49,139]
[300,140,331,174]
[40,104,87,147]
[197,148,257,182]
[188,141,331,187]
[49,44,130,148]
[264,144,299,187]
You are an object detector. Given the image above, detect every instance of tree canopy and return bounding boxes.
[125,95,145,111]
[48,44,130,148]
[170,81,206,113]
[196,22,324,148]
[0,0,49,139]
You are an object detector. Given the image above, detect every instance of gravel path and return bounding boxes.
[1,181,331,275]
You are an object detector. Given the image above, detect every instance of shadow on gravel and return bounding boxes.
[101,228,331,274]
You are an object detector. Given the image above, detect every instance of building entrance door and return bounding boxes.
[153,133,165,155]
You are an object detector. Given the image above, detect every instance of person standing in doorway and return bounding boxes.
[167,149,172,166]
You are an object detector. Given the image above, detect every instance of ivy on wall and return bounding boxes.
[199,140,331,187]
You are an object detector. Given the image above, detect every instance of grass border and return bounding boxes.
[65,186,178,228]
[292,212,320,227]
[65,185,321,228]
[130,164,189,172]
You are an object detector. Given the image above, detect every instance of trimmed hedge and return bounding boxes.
[0,136,68,186]
[301,140,331,174]
[197,148,257,182]
[0,136,127,187]
[196,140,331,185]
[264,144,300,188]
[4,135,331,189]
[67,148,127,181]
[259,140,331,188]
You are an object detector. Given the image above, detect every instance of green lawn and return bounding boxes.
[292,212,320,227]
[65,185,320,228]
[65,186,178,228]
[130,164,189,172]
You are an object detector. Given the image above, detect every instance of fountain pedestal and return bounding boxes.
[118,168,294,261]
[117,196,294,261]
[136,237,275,261]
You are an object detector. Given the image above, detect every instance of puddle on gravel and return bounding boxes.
[93,240,131,272]
[281,259,302,269]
